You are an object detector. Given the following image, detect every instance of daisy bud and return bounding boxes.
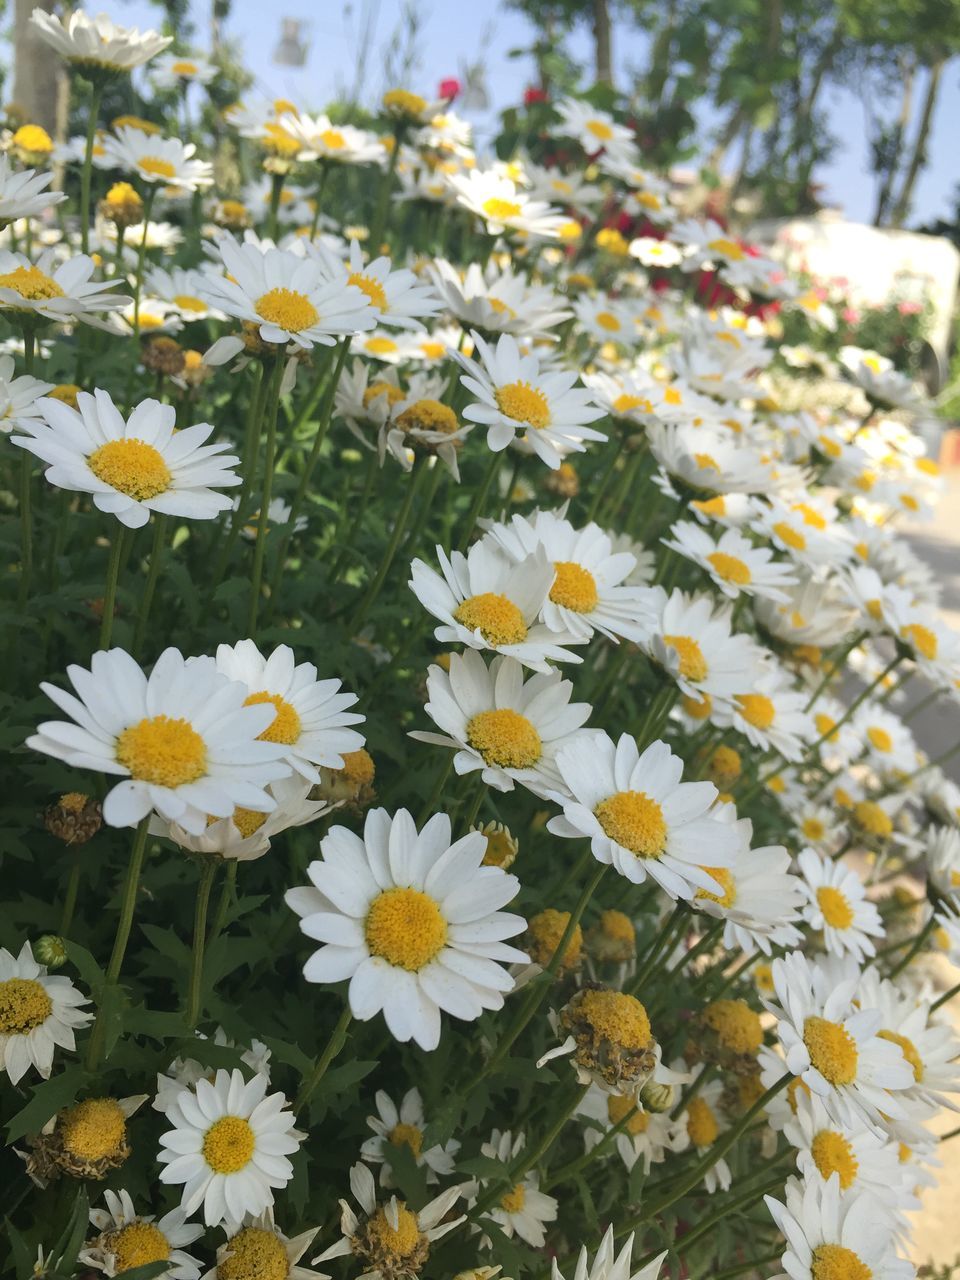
[212,198,251,229]
[11,123,54,165]
[98,181,144,229]
[32,935,67,969]
[476,821,518,870]
[585,909,636,965]
[558,985,657,1096]
[542,461,579,498]
[313,748,376,807]
[638,1078,675,1113]
[48,383,82,409]
[524,908,583,974]
[697,998,764,1073]
[43,792,103,845]
[706,744,742,788]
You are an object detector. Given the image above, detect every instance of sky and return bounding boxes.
[78,0,960,227]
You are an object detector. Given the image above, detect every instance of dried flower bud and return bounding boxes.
[543,461,579,498]
[638,1078,675,1114]
[558,985,658,1096]
[141,336,186,376]
[524,908,582,973]
[585,909,636,965]
[98,181,144,229]
[44,793,102,845]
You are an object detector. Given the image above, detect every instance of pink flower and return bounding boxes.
[898,300,922,315]
[842,306,860,324]
[438,77,461,100]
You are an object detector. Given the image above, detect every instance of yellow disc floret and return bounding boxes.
[495,380,550,429]
[363,1204,422,1259]
[218,1226,289,1280]
[811,1244,872,1280]
[594,791,667,858]
[203,1115,256,1173]
[59,1099,126,1161]
[499,1183,526,1213]
[388,1122,424,1158]
[105,1222,170,1273]
[396,399,459,436]
[576,988,651,1050]
[0,977,52,1032]
[817,886,854,930]
[454,593,528,646]
[365,887,447,971]
[0,265,64,302]
[482,197,522,222]
[550,561,598,613]
[255,288,319,333]
[696,866,736,908]
[811,1129,859,1191]
[466,708,542,769]
[663,634,708,682]
[348,272,388,311]
[803,1016,858,1086]
[736,693,776,730]
[383,89,428,117]
[526,908,582,971]
[853,801,892,839]
[606,1093,650,1135]
[116,715,207,787]
[686,1097,719,1146]
[244,691,302,745]
[703,999,763,1055]
[87,439,172,500]
[707,551,752,586]
[877,1030,923,1082]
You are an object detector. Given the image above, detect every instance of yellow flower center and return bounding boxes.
[364,1205,422,1259]
[171,59,199,75]
[319,129,346,150]
[396,399,459,435]
[138,156,177,179]
[466,708,542,769]
[606,1094,650,1135]
[773,521,806,551]
[480,824,517,868]
[814,713,837,741]
[229,808,268,839]
[495,380,550,429]
[486,295,516,318]
[854,801,892,838]
[811,1244,872,1280]
[736,694,775,730]
[803,818,827,842]
[365,336,399,355]
[218,200,249,224]
[792,502,827,530]
[0,265,64,302]
[0,977,52,1033]
[811,1129,859,1190]
[262,123,300,155]
[803,1015,858,1085]
[612,393,651,415]
[87,438,172,500]
[598,909,635,944]
[13,123,54,153]
[707,551,751,586]
[482,197,523,221]
[710,745,741,780]
[105,180,143,208]
[255,287,320,333]
[550,561,598,613]
[867,726,892,754]
[243,691,302,745]
[527,909,582,970]
[697,866,736,908]
[877,1030,923,1082]
[500,1183,526,1213]
[693,452,720,472]
[365,887,447,971]
[59,1099,126,1161]
[595,310,621,332]
[203,1115,256,1174]
[817,886,854,930]
[420,340,445,358]
[219,1226,289,1280]
[577,988,651,1049]
[116,714,208,788]
[383,89,428,116]
[686,1097,719,1146]
[173,293,208,314]
[704,999,762,1054]
[901,623,937,660]
[707,238,743,261]
[663,634,708,682]
[454,593,528,646]
[682,691,713,721]
[106,1222,170,1273]
[586,119,614,140]
[348,271,388,311]
[594,791,667,858]
[341,749,376,786]
[753,962,774,995]
[363,381,406,408]
[388,1122,424,1158]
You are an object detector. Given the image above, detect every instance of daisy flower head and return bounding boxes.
[382,385,475,482]
[158,1067,302,1227]
[144,265,226,322]
[577,1083,689,1175]
[342,239,441,330]
[766,951,914,1125]
[470,1129,557,1247]
[12,390,241,528]
[214,640,364,785]
[481,509,659,643]
[285,807,526,1051]
[754,572,857,651]
[644,588,759,705]
[666,520,798,602]
[679,1069,731,1193]
[411,649,592,798]
[201,234,376,352]
[553,98,635,158]
[850,702,917,777]
[572,293,635,345]
[451,330,606,470]
[361,1088,460,1186]
[840,345,924,411]
[102,127,213,191]
[447,168,570,239]
[315,1161,464,1279]
[753,498,855,573]
[796,849,884,962]
[409,541,584,673]
[150,52,217,90]
[0,352,54,432]
[30,8,172,72]
[547,733,740,900]
[382,87,451,124]
[276,111,384,164]
[0,153,66,224]
[428,258,571,339]
[213,1212,322,1280]
[716,663,815,762]
[0,941,92,1084]
[692,820,803,955]
[648,421,777,496]
[0,249,130,325]
[153,1029,272,1117]
[80,1188,203,1280]
[629,235,683,268]
[27,646,291,834]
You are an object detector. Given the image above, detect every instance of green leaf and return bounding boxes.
[65,939,105,995]
[6,1065,86,1143]
[382,1139,429,1208]
[4,1218,35,1280]
[51,1185,89,1277]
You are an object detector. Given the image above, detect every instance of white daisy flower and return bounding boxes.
[482,510,659,643]
[214,640,364,785]
[797,849,884,962]
[573,294,635,345]
[381,386,475,482]
[577,1082,689,1174]
[754,498,853,572]
[12,390,241,528]
[30,8,172,71]
[839,346,924,411]
[547,733,740,900]
[664,520,798,602]
[144,265,226,322]
[102,128,213,191]
[754,573,856,650]
[213,1211,322,1280]
[692,827,803,956]
[411,649,592,798]
[0,154,65,223]
[409,541,584,673]
[27,646,291,834]
[150,52,217,89]
[341,239,440,330]
[926,825,960,901]
[715,663,815,762]
[80,1189,202,1280]
[0,249,130,324]
[0,352,53,432]
[276,112,384,164]
[450,331,606,470]
[360,1088,460,1186]
[314,1161,464,1276]
[234,496,307,541]
[153,1029,272,1117]
[643,588,759,704]
[764,1174,914,1280]
[648,421,778,496]
[582,369,678,426]
[765,951,914,1125]
[629,235,683,267]
[428,258,571,338]
[200,234,376,353]
[469,1129,558,1248]
[0,941,92,1084]
[448,169,569,239]
[678,1068,731,1193]
[553,98,635,158]
[850,702,917,776]
[794,802,848,854]
[286,808,527,1051]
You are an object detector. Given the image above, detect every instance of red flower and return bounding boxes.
[438,78,460,101]
[524,86,548,106]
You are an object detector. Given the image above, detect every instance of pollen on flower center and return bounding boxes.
[454,592,528,646]
[526,909,582,971]
[364,381,406,408]
[466,708,542,768]
[364,1205,422,1259]
[218,1226,289,1280]
[105,1222,170,1272]
[817,886,854,930]
[203,1114,256,1173]
[171,59,199,75]
[595,310,621,331]
[173,293,208,313]
[707,238,743,261]
[116,715,207,787]
[87,438,172,500]
[244,691,302,745]
[348,271,388,311]
[396,399,459,435]
[612,393,652,415]
[482,197,522,221]
[577,988,651,1049]
[500,1183,526,1213]
[384,88,428,116]
[811,1244,872,1280]
[586,119,614,140]
[773,520,806,550]
[854,801,892,838]
[0,264,65,301]
[221,808,268,839]
[495,380,550,429]
[389,1122,424,1157]
[867,725,894,754]
[595,790,667,858]
[60,1099,126,1160]
[320,129,346,149]
[707,551,752,586]
[0,977,52,1032]
[693,452,720,471]
[803,1015,858,1085]
[811,1129,859,1190]
[703,998,763,1054]
[365,887,447,971]
[663,634,708,682]
[138,156,177,179]
[736,693,775,730]
[607,1093,650,1135]
[549,560,599,613]
[877,1030,923,1082]
[803,818,827,841]
[901,623,937,659]
[255,287,319,333]
[686,1097,718,1146]
[696,866,737,908]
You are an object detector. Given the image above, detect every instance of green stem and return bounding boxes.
[887,914,937,979]
[351,461,428,631]
[331,448,379,584]
[248,360,286,636]
[295,1005,353,1112]
[210,861,238,941]
[585,429,622,522]
[211,363,267,592]
[543,1097,640,1191]
[803,631,867,711]
[99,530,126,650]
[640,1164,790,1263]
[931,978,960,1013]
[370,129,404,250]
[59,862,82,937]
[79,81,104,257]
[132,514,168,655]
[17,328,37,610]
[457,449,504,553]
[131,186,157,339]
[186,858,218,1029]
[267,171,284,242]
[308,163,330,240]
[628,902,688,996]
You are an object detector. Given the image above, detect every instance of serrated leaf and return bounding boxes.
[65,939,105,995]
